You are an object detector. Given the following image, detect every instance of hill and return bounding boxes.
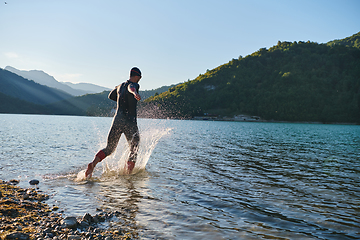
[5,66,111,96]
[140,84,178,99]
[0,68,73,105]
[46,91,114,116]
[327,32,360,49]
[141,32,360,123]
[0,66,175,116]
[0,92,51,114]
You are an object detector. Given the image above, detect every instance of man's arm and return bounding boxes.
[108,86,118,102]
[128,83,141,101]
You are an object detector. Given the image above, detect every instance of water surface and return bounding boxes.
[0,114,359,239]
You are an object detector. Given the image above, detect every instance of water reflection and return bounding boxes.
[2,115,359,239]
[97,172,151,239]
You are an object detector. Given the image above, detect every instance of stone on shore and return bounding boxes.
[29,179,40,186]
[82,212,93,223]
[0,179,135,239]
[60,217,78,229]
[4,232,30,240]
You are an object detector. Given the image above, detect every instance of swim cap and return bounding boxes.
[130,67,141,77]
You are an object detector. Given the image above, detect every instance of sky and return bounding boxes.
[0,0,359,90]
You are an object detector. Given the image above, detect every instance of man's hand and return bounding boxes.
[134,93,141,101]
[128,84,141,101]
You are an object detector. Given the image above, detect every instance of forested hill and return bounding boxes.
[0,68,72,105]
[327,32,360,48]
[141,32,360,123]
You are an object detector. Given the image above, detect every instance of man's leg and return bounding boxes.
[85,151,105,178]
[124,123,140,173]
[85,119,123,178]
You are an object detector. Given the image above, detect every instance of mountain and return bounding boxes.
[0,91,51,114]
[0,68,73,105]
[141,32,360,123]
[0,65,175,116]
[4,66,87,96]
[62,82,111,94]
[4,66,110,96]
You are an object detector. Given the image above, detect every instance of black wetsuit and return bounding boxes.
[98,80,140,162]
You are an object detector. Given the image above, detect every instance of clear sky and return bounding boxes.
[0,0,359,90]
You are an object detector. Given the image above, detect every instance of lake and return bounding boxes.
[0,114,359,239]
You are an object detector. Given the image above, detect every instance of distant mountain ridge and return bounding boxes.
[0,67,174,116]
[4,66,111,96]
[0,68,72,105]
[62,81,111,93]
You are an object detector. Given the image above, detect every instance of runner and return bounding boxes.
[85,67,142,178]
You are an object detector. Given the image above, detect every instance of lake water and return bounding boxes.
[0,114,359,239]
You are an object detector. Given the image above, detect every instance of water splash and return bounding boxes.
[75,170,87,182]
[75,124,172,181]
[104,126,172,177]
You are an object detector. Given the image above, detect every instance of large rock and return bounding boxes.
[60,216,78,229]
[82,212,93,223]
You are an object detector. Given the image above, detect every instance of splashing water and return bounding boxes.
[76,125,172,181]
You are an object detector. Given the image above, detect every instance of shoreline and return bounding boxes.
[0,179,134,240]
[1,113,359,125]
[191,116,360,125]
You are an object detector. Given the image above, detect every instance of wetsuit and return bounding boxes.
[95,80,140,163]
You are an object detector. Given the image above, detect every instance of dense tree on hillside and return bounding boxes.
[142,32,360,123]
[327,31,360,49]
[140,84,178,100]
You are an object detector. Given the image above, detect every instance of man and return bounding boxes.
[85,67,142,178]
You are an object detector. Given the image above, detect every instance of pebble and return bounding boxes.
[29,179,40,185]
[4,232,30,240]
[0,179,135,240]
[9,179,20,185]
[67,235,81,240]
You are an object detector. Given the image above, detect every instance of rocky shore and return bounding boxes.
[0,180,134,240]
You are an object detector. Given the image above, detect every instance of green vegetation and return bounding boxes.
[141,32,360,123]
[140,84,178,100]
[1,32,359,123]
[327,31,360,49]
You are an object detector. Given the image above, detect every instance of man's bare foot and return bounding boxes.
[127,161,135,174]
[85,162,94,178]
